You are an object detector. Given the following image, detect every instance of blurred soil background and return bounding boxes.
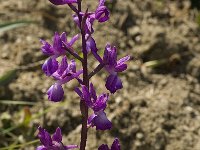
[1,0,200,149]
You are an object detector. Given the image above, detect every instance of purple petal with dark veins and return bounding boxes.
[93,93,108,112]
[103,44,117,66]
[53,32,64,54]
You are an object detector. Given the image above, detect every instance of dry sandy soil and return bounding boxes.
[1,0,200,150]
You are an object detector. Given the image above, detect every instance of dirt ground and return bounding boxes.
[1,0,200,150]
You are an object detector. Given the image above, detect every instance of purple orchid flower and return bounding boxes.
[75,83,112,130]
[49,0,77,5]
[98,138,120,150]
[37,126,78,150]
[41,32,79,76]
[102,44,130,93]
[47,56,83,102]
[40,32,79,57]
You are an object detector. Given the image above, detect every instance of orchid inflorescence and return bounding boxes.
[37,0,130,149]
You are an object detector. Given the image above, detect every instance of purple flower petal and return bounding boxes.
[115,55,130,72]
[60,69,83,84]
[86,36,98,53]
[98,144,110,150]
[47,83,64,102]
[114,64,127,72]
[42,57,59,76]
[53,32,64,54]
[92,110,112,130]
[61,32,67,43]
[38,127,52,147]
[85,16,95,34]
[49,0,77,5]
[117,55,130,65]
[103,44,117,66]
[111,138,120,150]
[105,74,122,94]
[95,6,110,23]
[52,127,62,143]
[40,39,54,55]
[68,34,80,47]
[93,93,109,112]
[57,56,68,76]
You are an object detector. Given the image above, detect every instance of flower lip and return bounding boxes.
[47,83,64,102]
[92,110,112,130]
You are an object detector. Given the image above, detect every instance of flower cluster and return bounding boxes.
[41,32,82,102]
[95,44,130,93]
[38,0,130,149]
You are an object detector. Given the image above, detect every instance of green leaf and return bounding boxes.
[0,100,36,106]
[0,20,35,33]
[0,69,18,86]
[0,140,39,150]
